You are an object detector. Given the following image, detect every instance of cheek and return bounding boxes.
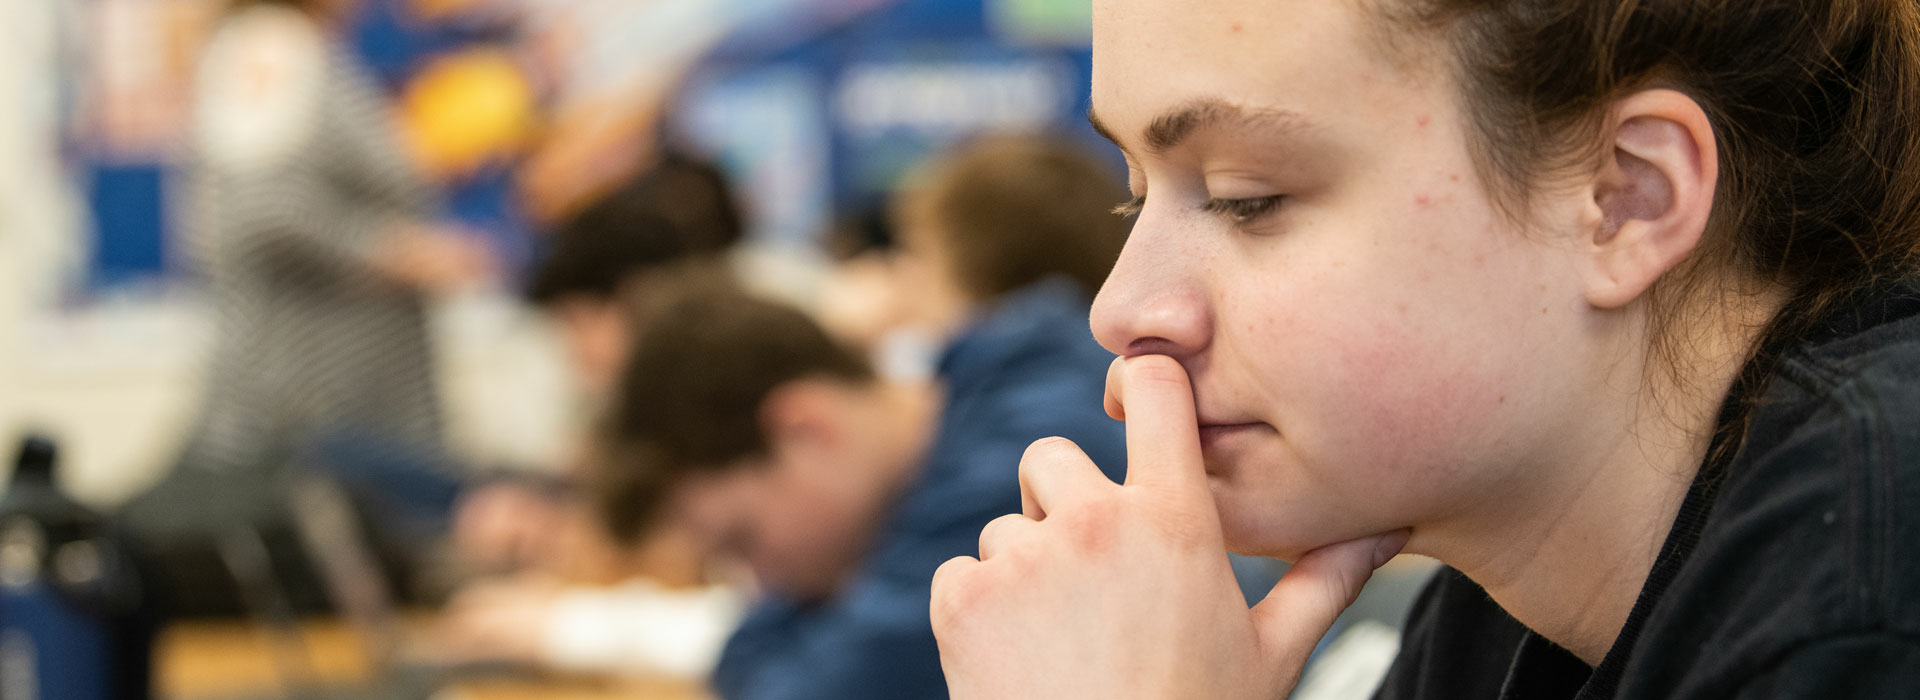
[1261,309,1493,478]
[749,478,864,576]
[1312,315,1505,472]
[756,496,830,555]
[1211,268,1549,556]
[1237,220,1552,481]
[746,504,835,590]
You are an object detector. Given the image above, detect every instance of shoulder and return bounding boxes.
[1714,287,1920,629]
[941,280,1106,384]
[888,287,1122,548]
[935,280,1122,466]
[1621,284,1920,696]
[1730,632,1920,699]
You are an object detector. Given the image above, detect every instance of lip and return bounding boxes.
[1197,422,1266,446]
[1195,422,1265,477]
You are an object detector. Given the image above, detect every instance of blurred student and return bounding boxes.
[434,155,748,677]
[453,151,745,574]
[594,135,1131,699]
[123,0,492,616]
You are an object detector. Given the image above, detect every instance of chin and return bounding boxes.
[1206,450,1306,554]
[1212,489,1362,562]
[761,572,839,602]
[1214,492,1296,559]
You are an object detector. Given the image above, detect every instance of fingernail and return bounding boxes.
[1372,529,1412,568]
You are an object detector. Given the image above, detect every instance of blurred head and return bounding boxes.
[594,275,931,599]
[892,134,1130,333]
[528,153,744,391]
[1087,0,1920,559]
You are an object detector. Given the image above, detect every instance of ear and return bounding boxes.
[1583,89,1719,309]
[757,380,845,456]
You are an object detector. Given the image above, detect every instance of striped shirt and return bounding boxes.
[176,6,444,477]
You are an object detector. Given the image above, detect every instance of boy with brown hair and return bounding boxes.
[596,135,1134,699]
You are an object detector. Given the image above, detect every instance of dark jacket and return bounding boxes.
[1376,280,1920,700]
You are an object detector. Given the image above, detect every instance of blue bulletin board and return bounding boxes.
[672,0,1109,247]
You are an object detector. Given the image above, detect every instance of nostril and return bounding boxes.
[1125,337,1184,357]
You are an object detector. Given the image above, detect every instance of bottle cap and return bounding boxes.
[13,435,56,481]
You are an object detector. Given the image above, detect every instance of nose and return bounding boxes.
[1090,219,1213,359]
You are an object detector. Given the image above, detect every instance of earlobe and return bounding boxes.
[1585,90,1718,310]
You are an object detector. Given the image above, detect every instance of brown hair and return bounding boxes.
[225,0,331,14]
[592,269,874,540]
[527,153,743,306]
[1384,0,1920,463]
[896,134,1131,301]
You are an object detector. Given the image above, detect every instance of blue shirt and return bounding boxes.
[712,278,1126,700]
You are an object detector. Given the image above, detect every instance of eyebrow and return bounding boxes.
[1089,98,1310,155]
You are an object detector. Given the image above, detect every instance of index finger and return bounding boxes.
[1107,355,1208,497]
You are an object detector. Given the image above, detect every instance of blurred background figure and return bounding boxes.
[592,273,950,699]
[430,154,751,680]
[173,0,490,480]
[120,0,496,618]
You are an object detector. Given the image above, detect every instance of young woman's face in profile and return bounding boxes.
[1089,0,1606,559]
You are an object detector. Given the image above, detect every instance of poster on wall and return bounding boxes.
[673,66,835,249]
[987,0,1094,46]
[830,42,1083,209]
[674,0,1102,251]
[77,0,217,163]
[75,0,223,287]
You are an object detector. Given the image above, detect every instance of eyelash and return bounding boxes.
[1109,195,1286,224]
[1202,195,1286,223]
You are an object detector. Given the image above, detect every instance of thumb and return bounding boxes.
[1249,529,1410,666]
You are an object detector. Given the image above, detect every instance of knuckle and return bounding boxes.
[1323,562,1366,609]
[976,513,1024,550]
[929,557,982,632]
[1318,574,1351,618]
[1021,436,1084,464]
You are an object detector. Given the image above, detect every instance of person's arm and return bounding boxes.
[1727,634,1920,699]
[214,142,489,295]
[196,25,487,295]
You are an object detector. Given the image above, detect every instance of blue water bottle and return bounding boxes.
[0,435,152,700]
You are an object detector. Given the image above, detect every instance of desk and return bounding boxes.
[157,618,711,700]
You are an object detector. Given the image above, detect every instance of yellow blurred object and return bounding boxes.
[403,48,535,178]
[410,0,485,21]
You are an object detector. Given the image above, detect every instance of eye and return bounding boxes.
[1201,195,1286,224]
[1110,195,1146,219]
